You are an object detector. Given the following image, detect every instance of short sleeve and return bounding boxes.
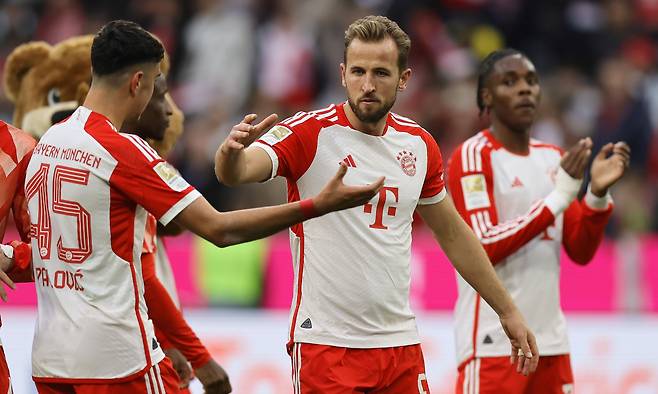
[110,134,200,225]
[252,119,320,181]
[418,134,446,205]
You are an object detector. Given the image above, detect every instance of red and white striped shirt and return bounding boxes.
[26,106,200,382]
[448,129,613,365]
[254,103,446,348]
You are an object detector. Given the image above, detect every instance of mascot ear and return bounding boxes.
[3,42,52,102]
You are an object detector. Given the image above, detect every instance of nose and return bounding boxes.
[165,99,173,116]
[518,79,532,96]
[362,73,376,94]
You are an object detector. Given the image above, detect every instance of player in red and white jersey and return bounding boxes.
[27,21,382,394]
[0,120,36,394]
[122,72,230,393]
[216,16,539,393]
[448,49,630,394]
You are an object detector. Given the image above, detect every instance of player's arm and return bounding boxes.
[214,114,279,185]
[448,138,592,264]
[176,164,384,247]
[562,142,630,264]
[0,247,16,301]
[416,197,538,375]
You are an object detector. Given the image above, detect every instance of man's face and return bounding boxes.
[137,75,172,141]
[341,38,410,124]
[484,55,541,132]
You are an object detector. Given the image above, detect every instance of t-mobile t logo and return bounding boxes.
[363,186,399,229]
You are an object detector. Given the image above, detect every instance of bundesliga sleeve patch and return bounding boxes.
[259,125,292,146]
[461,174,491,210]
[153,162,190,192]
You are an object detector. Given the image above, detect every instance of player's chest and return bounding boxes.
[491,150,559,215]
[303,131,427,201]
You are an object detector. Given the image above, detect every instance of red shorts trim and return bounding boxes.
[456,354,574,394]
[35,358,178,394]
[291,343,430,393]
[0,346,12,394]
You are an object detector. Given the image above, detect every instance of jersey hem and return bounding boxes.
[159,189,201,225]
[293,333,421,349]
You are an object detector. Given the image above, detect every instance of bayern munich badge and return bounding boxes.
[396,150,417,176]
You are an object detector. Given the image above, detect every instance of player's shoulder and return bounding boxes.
[450,130,497,174]
[117,132,162,163]
[388,112,433,139]
[1,121,36,160]
[278,104,341,132]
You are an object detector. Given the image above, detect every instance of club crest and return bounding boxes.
[397,150,417,176]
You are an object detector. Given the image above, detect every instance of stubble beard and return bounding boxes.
[347,94,396,125]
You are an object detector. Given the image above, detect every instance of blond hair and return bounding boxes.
[344,15,411,71]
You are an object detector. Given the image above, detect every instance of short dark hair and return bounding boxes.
[344,15,411,72]
[476,48,526,115]
[91,20,164,76]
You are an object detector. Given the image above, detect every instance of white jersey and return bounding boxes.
[26,106,200,382]
[448,130,613,364]
[254,103,446,348]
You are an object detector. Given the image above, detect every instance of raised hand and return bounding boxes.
[220,113,279,155]
[590,142,631,197]
[499,310,539,376]
[560,137,593,179]
[313,163,385,215]
[195,359,232,394]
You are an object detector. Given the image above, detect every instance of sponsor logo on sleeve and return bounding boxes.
[153,162,190,192]
[461,174,491,210]
[260,125,292,146]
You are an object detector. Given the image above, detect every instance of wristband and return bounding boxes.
[10,241,31,271]
[299,199,320,219]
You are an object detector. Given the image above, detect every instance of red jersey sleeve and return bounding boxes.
[12,138,35,242]
[143,275,212,369]
[108,133,201,225]
[562,192,613,264]
[447,141,556,265]
[252,113,321,182]
[418,133,446,204]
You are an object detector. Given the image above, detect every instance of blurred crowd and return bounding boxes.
[1,0,657,236]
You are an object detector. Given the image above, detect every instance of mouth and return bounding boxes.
[359,97,380,104]
[515,101,536,111]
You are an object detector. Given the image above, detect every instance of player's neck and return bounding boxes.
[490,118,531,155]
[83,87,128,130]
[342,102,387,136]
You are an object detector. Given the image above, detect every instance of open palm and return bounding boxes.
[590,142,631,196]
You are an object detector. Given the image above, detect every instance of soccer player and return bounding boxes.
[121,73,230,393]
[215,16,539,393]
[448,48,630,393]
[26,20,381,394]
[0,119,36,394]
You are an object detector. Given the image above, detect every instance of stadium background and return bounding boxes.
[1,0,657,392]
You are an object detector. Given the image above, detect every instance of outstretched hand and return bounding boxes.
[560,138,592,179]
[590,142,630,197]
[220,113,279,155]
[500,310,539,376]
[313,163,385,215]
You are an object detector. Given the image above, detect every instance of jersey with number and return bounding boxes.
[448,129,613,365]
[26,106,200,382]
[253,103,446,348]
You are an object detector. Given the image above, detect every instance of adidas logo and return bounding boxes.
[339,154,357,168]
[300,318,312,329]
[483,335,493,344]
[511,176,524,188]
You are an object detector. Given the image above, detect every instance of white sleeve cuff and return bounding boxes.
[159,189,202,225]
[252,142,278,181]
[418,188,447,205]
[584,185,613,210]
